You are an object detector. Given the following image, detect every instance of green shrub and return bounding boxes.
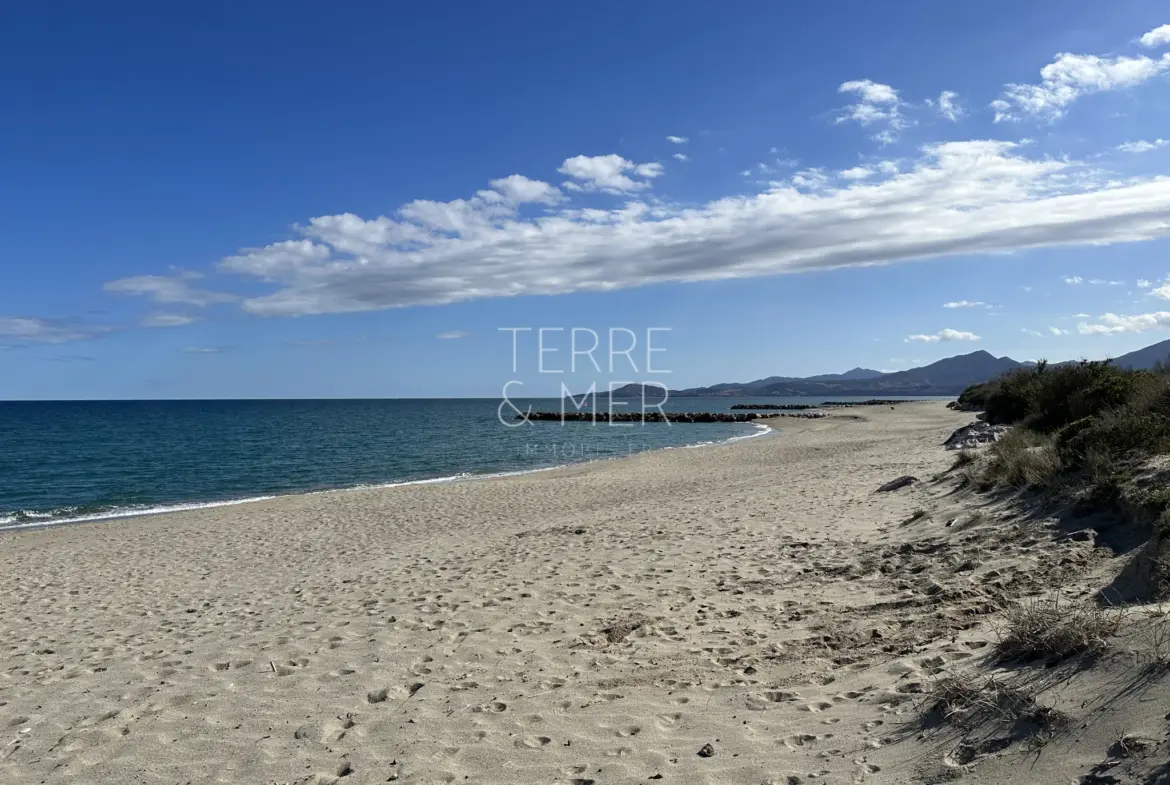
[957,380,995,410]
[958,360,1166,432]
[1058,410,1170,467]
[961,359,1170,498]
[981,367,1041,425]
[1135,487,1170,514]
[1029,362,1153,433]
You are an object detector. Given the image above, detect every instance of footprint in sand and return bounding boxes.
[783,733,822,749]
[516,735,552,749]
[473,701,508,713]
[801,701,834,712]
[655,712,682,730]
[747,692,798,710]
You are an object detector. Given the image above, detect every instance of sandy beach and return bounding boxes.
[2,402,1167,785]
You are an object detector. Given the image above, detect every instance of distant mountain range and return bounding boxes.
[593,338,1170,398]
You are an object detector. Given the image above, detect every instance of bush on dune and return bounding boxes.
[959,359,1170,497]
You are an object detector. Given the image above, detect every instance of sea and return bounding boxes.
[0,396,937,531]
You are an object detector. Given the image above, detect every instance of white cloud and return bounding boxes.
[1060,276,1120,286]
[992,51,1170,122]
[1021,328,1044,337]
[558,154,664,193]
[1140,24,1170,48]
[1138,279,1153,288]
[837,161,897,181]
[943,300,985,308]
[0,317,108,346]
[791,168,829,189]
[905,328,981,343]
[104,270,235,307]
[1074,313,1092,318]
[182,346,222,354]
[1117,139,1169,153]
[673,153,689,162]
[839,79,898,107]
[1078,311,1170,334]
[487,174,562,204]
[839,166,874,180]
[1049,326,1068,335]
[837,80,907,143]
[666,135,688,144]
[931,90,962,121]
[1151,284,1170,299]
[436,331,471,339]
[143,313,201,328]
[181,140,1170,317]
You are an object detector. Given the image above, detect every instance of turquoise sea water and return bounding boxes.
[0,396,935,530]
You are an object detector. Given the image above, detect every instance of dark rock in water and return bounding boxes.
[697,743,715,758]
[943,420,1008,450]
[876,475,918,493]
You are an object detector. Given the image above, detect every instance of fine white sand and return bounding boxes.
[2,403,1168,785]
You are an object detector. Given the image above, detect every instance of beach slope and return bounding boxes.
[2,403,1167,784]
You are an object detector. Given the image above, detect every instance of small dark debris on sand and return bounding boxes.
[877,475,919,493]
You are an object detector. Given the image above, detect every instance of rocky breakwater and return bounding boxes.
[518,411,828,423]
[730,399,921,411]
[821,399,918,407]
[730,403,822,410]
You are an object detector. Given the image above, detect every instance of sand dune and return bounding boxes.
[2,403,1167,785]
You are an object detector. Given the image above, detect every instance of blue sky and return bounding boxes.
[5,1,1170,398]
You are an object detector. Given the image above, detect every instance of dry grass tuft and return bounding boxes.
[996,596,1120,663]
[983,430,1063,490]
[919,674,1067,737]
[905,508,929,524]
[951,449,980,470]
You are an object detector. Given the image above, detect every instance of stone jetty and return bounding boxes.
[820,399,916,407]
[518,410,827,423]
[730,399,919,410]
[729,403,821,410]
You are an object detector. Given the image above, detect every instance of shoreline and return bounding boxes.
[0,420,776,534]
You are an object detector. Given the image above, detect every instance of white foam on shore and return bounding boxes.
[0,495,282,532]
[0,423,774,532]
